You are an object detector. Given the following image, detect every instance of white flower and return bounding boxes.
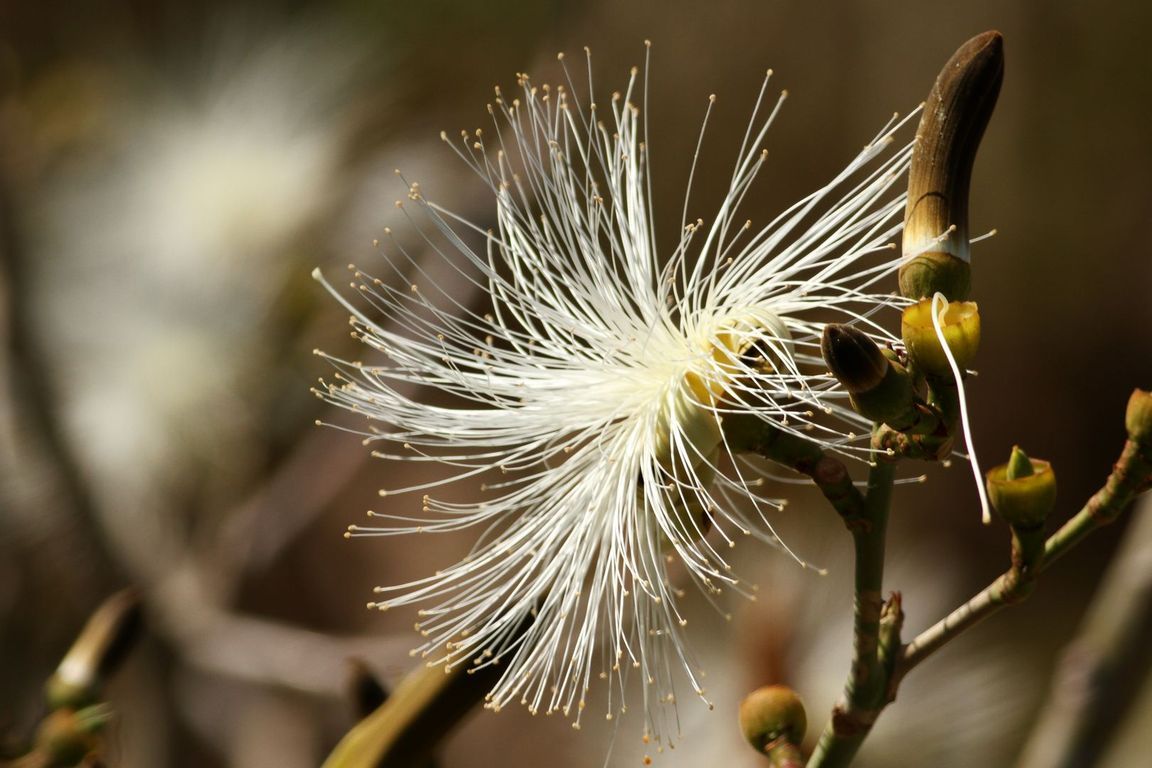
[315,47,914,743]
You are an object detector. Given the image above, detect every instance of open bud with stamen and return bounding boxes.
[1125,388,1152,446]
[900,31,1003,300]
[821,324,916,428]
[739,685,807,754]
[986,446,1056,529]
[901,299,980,377]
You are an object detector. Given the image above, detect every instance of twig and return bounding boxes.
[806,459,896,767]
[734,416,899,766]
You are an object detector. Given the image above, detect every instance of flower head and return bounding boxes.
[315,46,914,742]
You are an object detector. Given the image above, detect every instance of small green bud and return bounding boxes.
[901,299,980,377]
[986,446,1056,529]
[1125,388,1152,445]
[739,685,807,752]
[1005,445,1034,480]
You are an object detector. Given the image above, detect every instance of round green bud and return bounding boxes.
[1125,389,1152,446]
[986,446,1056,529]
[901,299,980,377]
[738,685,807,752]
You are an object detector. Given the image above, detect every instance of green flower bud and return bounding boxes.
[986,446,1056,529]
[821,325,915,427]
[1125,388,1152,446]
[739,685,807,752]
[901,299,980,377]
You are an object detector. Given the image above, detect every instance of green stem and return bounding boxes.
[1041,439,1152,566]
[806,460,896,767]
[728,416,866,522]
[763,738,805,768]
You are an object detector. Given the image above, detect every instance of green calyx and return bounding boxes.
[850,356,918,430]
[35,706,110,767]
[899,251,972,301]
[901,298,981,377]
[986,446,1057,529]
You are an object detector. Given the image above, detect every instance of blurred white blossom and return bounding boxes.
[29,21,365,563]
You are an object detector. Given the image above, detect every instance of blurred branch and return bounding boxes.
[154,563,411,699]
[1015,494,1152,768]
[214,429,368,590]
[0,141,123,598]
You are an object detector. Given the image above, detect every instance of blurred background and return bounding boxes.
[2,1,1151,766]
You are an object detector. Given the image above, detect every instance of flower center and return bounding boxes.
[652,309,793,478]
[647,309,791,545]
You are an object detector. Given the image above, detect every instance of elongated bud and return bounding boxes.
[986,446,1056,529]
[1125,389,1152,446]
[901,31,1003,300]
[739,685,807,753]
[47,590,142,709]
[821,325,915,427]
[901,299,980,377]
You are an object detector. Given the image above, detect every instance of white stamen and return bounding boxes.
[316,49,920,741]
[930,292,991,524]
